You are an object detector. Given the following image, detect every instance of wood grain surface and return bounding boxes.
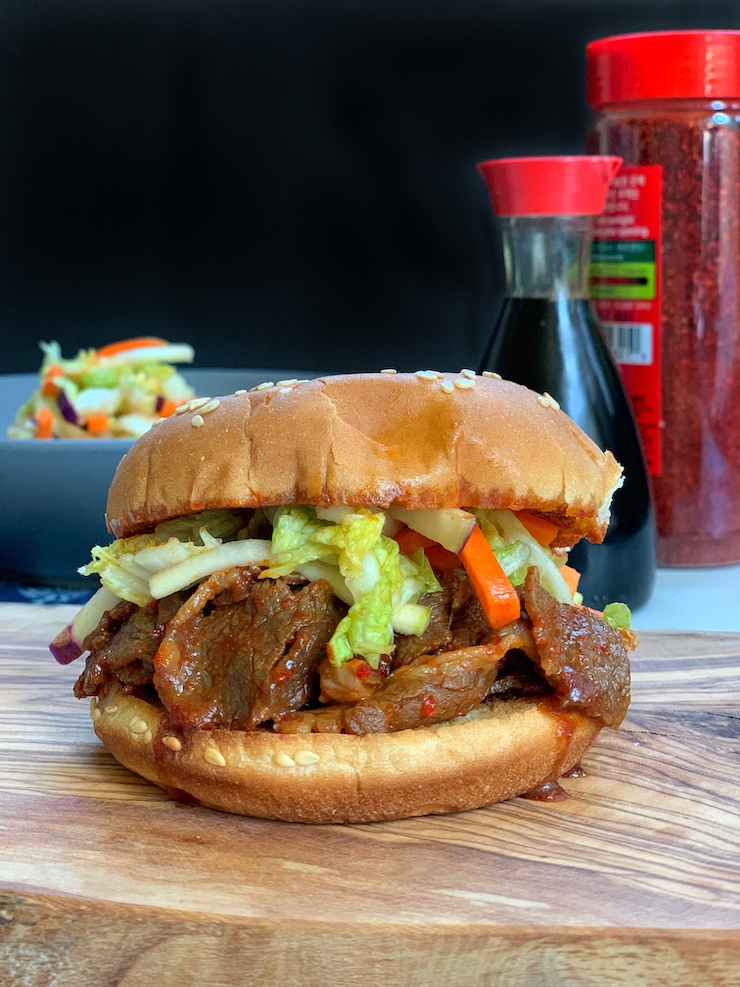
[1,602,739,986]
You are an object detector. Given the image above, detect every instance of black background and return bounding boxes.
[2,0,738,376]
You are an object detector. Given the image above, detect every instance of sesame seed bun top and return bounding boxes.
[105,371,623,544]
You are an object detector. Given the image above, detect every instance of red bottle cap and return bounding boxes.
[476,156,622,217]
[587,31,740,106]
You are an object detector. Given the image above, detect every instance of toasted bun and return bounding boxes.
[91,683,600,824]
[106,372,622,542]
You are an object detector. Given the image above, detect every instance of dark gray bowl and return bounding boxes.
[0,368,320,587]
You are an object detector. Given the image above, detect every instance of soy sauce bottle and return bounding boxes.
[476,156,655,610]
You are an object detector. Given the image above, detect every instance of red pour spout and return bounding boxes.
[476,155,622,217]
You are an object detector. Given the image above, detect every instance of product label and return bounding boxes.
[590,165,662,476]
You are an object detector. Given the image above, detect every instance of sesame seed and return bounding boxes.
[204,747,227,767]
[537,392,561,410]
[130,718,148,735]
[191,414,204,427]
[275,378,299,387]
[162,736,182,752]
[199,399,220,415]
[482,370,502,379]
[151,417,163,427]
[143,730,153,744]
[89,699,100,721]
[460,368,476,379]
[234,389,247,396]
[251,381,275,391]
[415,370,438,380]
[293,749,321,766]
[274,752,296,767]
[454,377,476,390]
[105,705,118,715]
[440,380,454,394]
[380,368,397,374]
[176,398,199,414]
[278,386,294,394]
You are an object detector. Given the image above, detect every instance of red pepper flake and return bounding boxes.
[589,37,740,565]
[351,659,372,680]
[420,695,437,718]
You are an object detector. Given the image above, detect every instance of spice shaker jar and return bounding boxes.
[476,156,655,611]
[587,31,740,566]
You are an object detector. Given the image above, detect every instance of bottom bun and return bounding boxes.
[91,682,601,824]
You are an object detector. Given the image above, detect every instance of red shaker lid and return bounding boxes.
[587,30,740,105]
[476,156,622,217]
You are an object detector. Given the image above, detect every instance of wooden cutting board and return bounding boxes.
[1,602,739,987]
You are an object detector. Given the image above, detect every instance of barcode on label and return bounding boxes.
[602,321,654,365]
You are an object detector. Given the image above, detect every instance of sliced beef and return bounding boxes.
[276,625,537,734]
[487,649,552,699]
[392,568,491,667]
[74,591,194,699]
[201,565,262,606]
[447,571,491,650]
[317,657,390,704]
[154,569,340,731]
[522,567,631,728]
[81,598,137,655]
[74,599,159,698]
[249,581,342,725]
[73,560,631,739]
[392,582,455,665]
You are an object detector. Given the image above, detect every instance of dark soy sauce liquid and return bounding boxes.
[479,296,655,610]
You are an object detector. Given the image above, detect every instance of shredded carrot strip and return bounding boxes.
[35,405,54,439]
[96,337,167,358]
[393,527,461,572]
[459,524,520,630]
[85,413,110,435]
[559,564,581,597]
[516,510,559,546]
[157,398,177,418]
[423,543,463,572]
[393,527,432,555]
[41,364,63,396]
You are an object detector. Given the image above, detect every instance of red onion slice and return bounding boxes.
[49,625,84,664]
[49,586,121,664]
[57,390,79,425]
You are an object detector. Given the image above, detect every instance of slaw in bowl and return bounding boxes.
[7,337,196,440]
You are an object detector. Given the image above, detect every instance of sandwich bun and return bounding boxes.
[91,682,600,823]
[106,372,623,544]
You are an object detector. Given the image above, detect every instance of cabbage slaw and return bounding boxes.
[73,505,630,669]
[7,338,195,440]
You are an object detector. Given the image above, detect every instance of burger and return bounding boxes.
[50,371,635,823]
